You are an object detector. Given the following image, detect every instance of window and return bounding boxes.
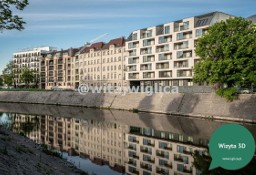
[159,36,166,44]
[143,40,150,46]
[197,18,208,26]
[147,30,152,37]
[177,145,185,153]
[159,142,167,149]
[196,29,203,37]
[159,159,167,165]
[164,25,170,34]
[132,33,137,40]
[177,33,184,40]
[183,21,189,30]
[177,51,184,58]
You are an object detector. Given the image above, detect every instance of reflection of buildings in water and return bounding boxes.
[40,115,73,151]
[39,115,129,173]
[73,119,129,172]
[11,114,41,143]
[125,126,208,175]
[11,114,210,175]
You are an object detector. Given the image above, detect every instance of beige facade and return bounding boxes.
[40,48,80,90]
[79,37,128,87]
[11,114,41,143]
[40,115,73,151]
[72,119,129,172]
[13,47,56,87]
[126,12,233,87]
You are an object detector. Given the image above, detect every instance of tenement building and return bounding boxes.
[13,46,56,87]
[126,12,233,87]
[40,48,80,89]
[79,37,128,87]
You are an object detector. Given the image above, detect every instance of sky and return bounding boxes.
[0,0,255,73]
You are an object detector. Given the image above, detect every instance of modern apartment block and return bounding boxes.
[126,12,233,87]
[40,48,80,90]
[12,46,56,87]
[79,37,128,87]
[125,126,208,175]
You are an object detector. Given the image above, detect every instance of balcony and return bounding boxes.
[140,64,152,71]
[128,58,139,64]
[163,146,172,151]
[128,160,137,167]
[128,74,139,79]
[143,73,155,79]
[156,151,169,159]
[156,45,169,53]
[141,147,152,154]
[132,154,139,159]
[128,145,136,151]
[177,70,192,77]
[156,63,169,70]
[128,136,139,143]
[156,168,169,175]
[128,66,137,72]
[174,41,189,50]
[164,163,172,168]
[140,163,152,171]
[174,62,189,68]
[177,50,192,59]
[174,155,189,164]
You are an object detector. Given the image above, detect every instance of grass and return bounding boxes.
[0,88,51,92]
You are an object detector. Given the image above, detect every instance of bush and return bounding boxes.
[216,87,238,101]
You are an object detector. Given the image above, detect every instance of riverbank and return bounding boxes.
[0,91,255,123]
[0,126,84,175]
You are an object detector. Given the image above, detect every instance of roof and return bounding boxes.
[247,14,256,23]
[80,37,125,54]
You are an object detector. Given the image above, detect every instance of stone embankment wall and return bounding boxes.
[0,91,255,123]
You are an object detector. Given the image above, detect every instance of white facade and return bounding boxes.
[126,12,233,87]
[13,46,56,87]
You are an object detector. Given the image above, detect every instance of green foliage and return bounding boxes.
[2,61,17,87]
[0,77,3,86]
[193,17,256,100]
[0,0,29,31]
[3,74,13,86]
[192,151,256,175]
[20,68,35,88]
[216,87,238,102]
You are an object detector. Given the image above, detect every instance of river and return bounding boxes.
[0,102,255,175]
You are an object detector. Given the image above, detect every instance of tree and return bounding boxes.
[193,17,256,101]
[0,0,29,31]
[2,61,17,87]
[0,76,3,86]
[192,151,256,175]
[20,68,34,88]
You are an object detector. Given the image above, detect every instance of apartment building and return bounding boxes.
[72,119,129,172]
[125,126,208,175]
[40,48,80,90]
[79,37,128,87]
[11,114,41,143]
[13,46,56,87]
[40,115,73,151]
[126,12,233,87]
